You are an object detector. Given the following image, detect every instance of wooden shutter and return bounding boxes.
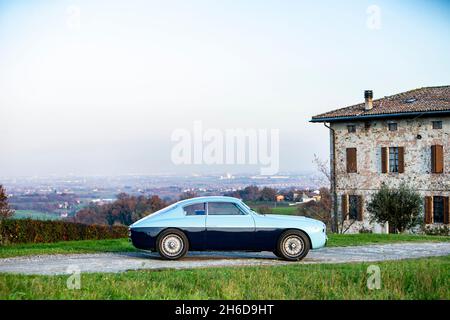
[431,145,444,173]
[357,195,364,221]
[444,197,449,225]
[424,196,433,224]
[381,147,388,173]
[398,147,405,173]
[346,148,357,173]
[341,194,349,221]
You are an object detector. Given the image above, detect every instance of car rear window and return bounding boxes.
[183,203,206,216]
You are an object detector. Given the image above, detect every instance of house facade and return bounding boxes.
[311,86,450,233]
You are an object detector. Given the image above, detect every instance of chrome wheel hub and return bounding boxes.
[283,236,304,257]
[162,234,183,256]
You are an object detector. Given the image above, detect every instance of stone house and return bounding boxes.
[311,86,449,233]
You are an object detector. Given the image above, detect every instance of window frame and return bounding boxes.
[432,121,443,130]
[348,195,359,220]
[389,147,399,173]
[347,125,356,133]
[433,196,445,224]
[388,122,398,131]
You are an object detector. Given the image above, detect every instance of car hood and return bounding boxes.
[260,214,324,227]
[263,214,313,221]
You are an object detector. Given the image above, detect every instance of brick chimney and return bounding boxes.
[364,90,373,110]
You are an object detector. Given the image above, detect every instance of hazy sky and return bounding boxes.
[1,0,449,177]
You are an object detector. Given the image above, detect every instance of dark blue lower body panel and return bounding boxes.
[130,227,285,252]
[131,227,206,250]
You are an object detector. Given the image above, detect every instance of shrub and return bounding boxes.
[359,227,372,234]
[0,185,14,220]
[0,219,128,245]
[423,224,449,236]
[367,183,422,233]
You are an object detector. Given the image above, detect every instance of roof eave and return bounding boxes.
[310,110,450,123]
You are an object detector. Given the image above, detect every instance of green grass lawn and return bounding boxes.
[0,239,135,258]
[270,206,298,215]
[0,234,448,259]
[327,233,450,247]
[245,201,299,215]
[12,210,61,221]
[0,256,448,299]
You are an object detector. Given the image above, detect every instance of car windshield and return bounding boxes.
[239,201,261,215]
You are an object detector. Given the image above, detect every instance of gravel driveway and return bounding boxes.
[0,242,449,275]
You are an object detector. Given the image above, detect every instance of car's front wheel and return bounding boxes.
[276,230,310,261]
[157,229,189,260]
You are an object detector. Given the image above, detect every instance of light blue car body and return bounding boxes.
[129,196,327,252]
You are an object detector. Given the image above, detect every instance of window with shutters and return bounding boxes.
[424,196,433,224]
[346,148,357,173]
[433,197,444,224]
[431,145,444,174]
[389,147,399,173]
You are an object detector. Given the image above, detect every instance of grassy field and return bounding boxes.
[327,233,450,247]
[12,210,61,221]
[0,239,135,258]
[0,234,448,259]
[0,256,448,299]
[270,206,298,215]
[246,201,299,215]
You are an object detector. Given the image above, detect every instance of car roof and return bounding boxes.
[176,196,242,207]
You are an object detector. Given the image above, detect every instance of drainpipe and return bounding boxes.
[324,122,338,233]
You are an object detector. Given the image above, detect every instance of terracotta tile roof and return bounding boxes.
[311,86,450,122]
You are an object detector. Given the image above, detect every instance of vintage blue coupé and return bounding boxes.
[129,196,327,261]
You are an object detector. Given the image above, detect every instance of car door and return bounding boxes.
[205,201,256,250]
[181,202,207,250]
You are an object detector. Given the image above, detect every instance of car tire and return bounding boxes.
[273,250,282,259]
[157,229,189,260]
[277,230,310,261]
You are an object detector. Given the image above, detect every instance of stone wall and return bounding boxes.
[331,116,450,233]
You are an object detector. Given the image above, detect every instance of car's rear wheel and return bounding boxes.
[277,230,310,261]
[157,229,189,260]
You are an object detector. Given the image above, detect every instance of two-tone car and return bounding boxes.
[129,196,327,261]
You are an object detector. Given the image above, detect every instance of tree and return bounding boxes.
[367,183,422,233]
[240,186,260,201]
[73,194,167,226]
[72,207,105,225]
[0,185,14,220]
[297,188,332,229]
[179,191,198,200]
[260,187,277,202]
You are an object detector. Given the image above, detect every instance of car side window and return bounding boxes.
[183,203,206,216]
[207,202,245,215]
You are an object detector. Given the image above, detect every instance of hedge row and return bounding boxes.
[0,219,128,245]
